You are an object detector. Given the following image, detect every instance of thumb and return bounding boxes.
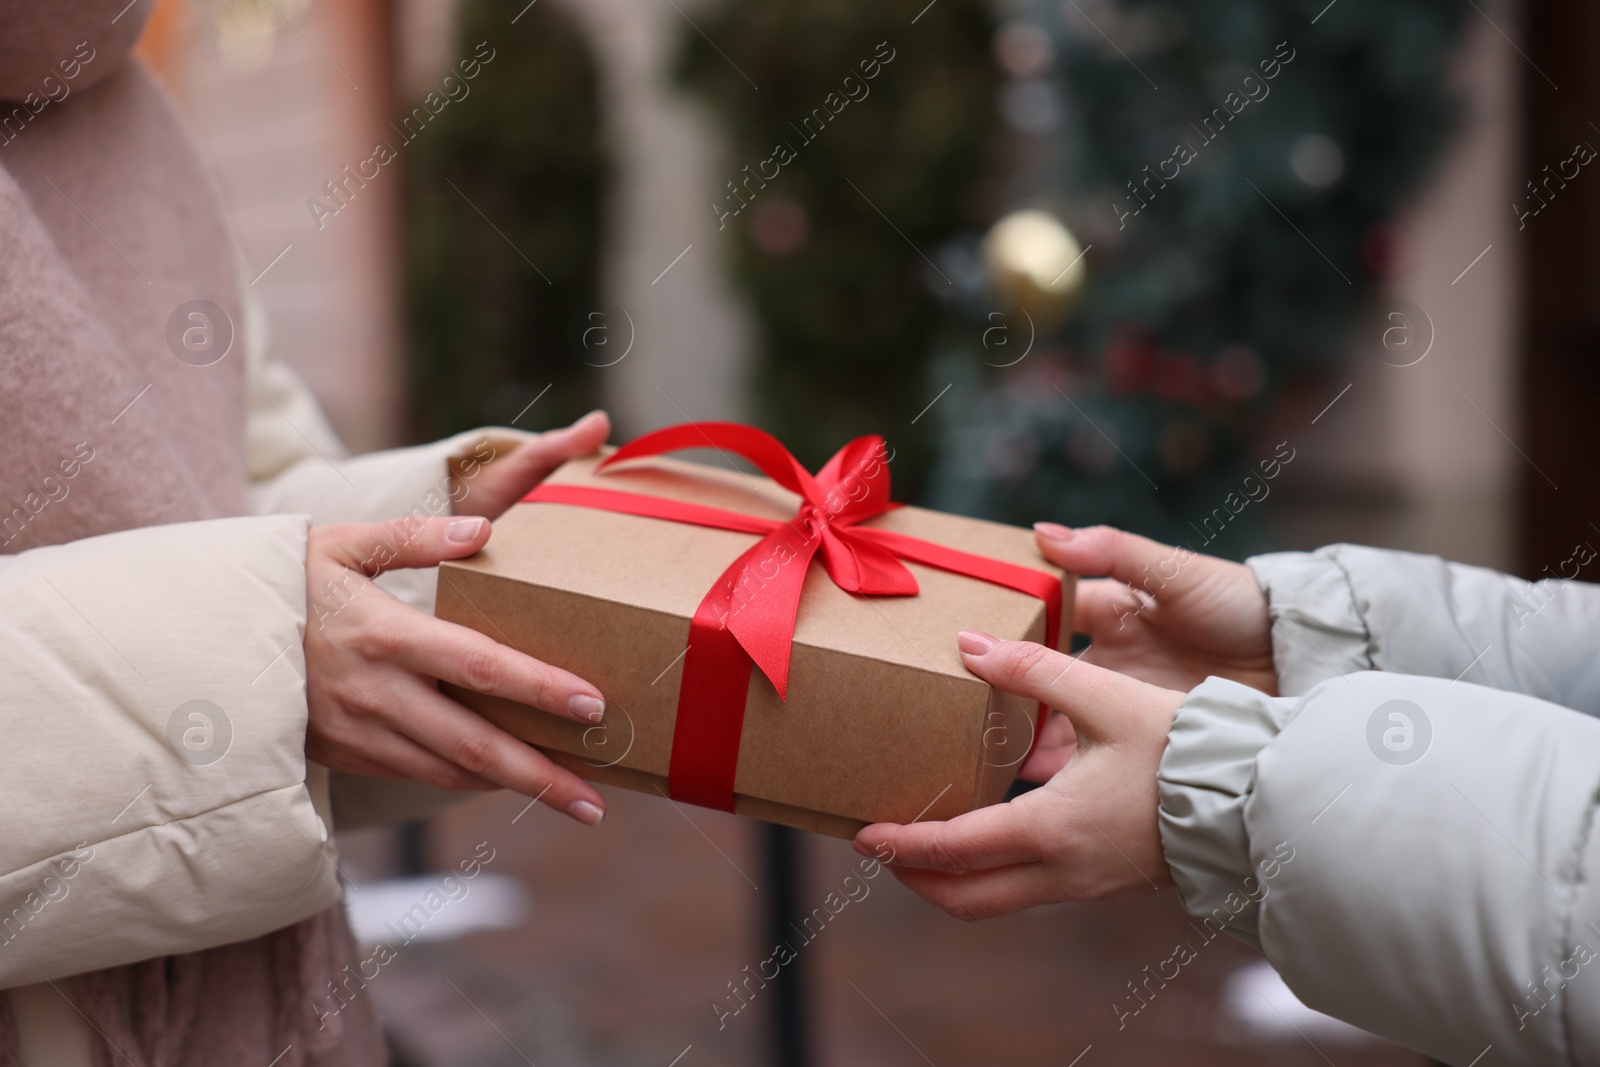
[499,410,612,486]
[455,410,612,520]
[956,631,1159,745]
[314,515,493,577]
[1033,523,1197,597]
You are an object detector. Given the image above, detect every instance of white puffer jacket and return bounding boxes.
[1160,545,1600,1066]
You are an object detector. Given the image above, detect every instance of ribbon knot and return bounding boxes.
[598,423,917,698]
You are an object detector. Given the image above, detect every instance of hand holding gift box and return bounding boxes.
[436,422,1074,837]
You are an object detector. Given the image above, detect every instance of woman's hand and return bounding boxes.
[305,515,609,824]
[303,410,617,825]
[1036,523,1278,695]
[854,633,1184,919]
[453,410,611,521]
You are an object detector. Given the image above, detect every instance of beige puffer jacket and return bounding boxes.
[0,322,526,1064]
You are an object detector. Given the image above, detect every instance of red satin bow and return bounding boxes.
[523,422,1062,812]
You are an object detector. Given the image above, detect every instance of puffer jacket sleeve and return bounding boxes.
[1159,671,1600,1066]
[0,515,341,986]
[241,309,535,830]
[1249,543,1600,712]
[240,295,534,616]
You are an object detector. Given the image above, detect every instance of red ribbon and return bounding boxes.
[522,422,1062,812]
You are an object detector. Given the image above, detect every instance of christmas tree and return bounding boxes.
[928,0,1471,554]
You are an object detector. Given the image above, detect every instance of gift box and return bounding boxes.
[434,423,1071,838]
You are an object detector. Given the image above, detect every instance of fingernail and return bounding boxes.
[569,694,605,723]
[852,838,873,856]
[568,799,605,826]
[446,517,484,542]
[1033,522,1074,542]
[958,630,999,656]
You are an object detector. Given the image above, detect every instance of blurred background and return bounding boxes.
[134,0,1595,1062]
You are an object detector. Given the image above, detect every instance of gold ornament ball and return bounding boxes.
[982,209,1086,329]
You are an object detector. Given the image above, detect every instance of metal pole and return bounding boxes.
[762,823,810,1067]
[397,819,428,876]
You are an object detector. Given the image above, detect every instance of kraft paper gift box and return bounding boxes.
[434,424,1072,838]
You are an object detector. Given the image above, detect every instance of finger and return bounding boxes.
[452,412,613,520]
[1018,712,1076,783]
[1072,578,1148,636]
[311,719,499,791]
[853,802,1042,873]
[313,749,406,781]
[888,863,1056,922]
[503,410,612,486]
[1034,524,1198,597]
[390,611,605,724]
[1018,746,1070,784]
[955,632,1149,744]
[385,682,607,824]
[314,514,494,578]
